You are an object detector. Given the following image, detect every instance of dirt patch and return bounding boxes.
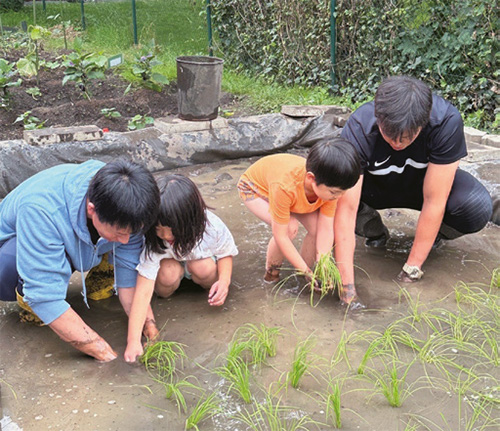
[0,48,246,141]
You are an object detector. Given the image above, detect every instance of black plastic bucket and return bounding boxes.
[176,56,224,121]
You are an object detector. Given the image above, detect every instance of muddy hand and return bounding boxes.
[339,283,366,310]
[396,270,417,283]
[143,318,159,341]
[71,336,117,362]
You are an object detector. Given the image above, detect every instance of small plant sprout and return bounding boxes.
[25,87,42,100]
[139,341,187,382]
[490,267,500,289]
[184,391,220,430]
[101,107,122,119]
[128,114,154,130]
[309,252,342,306]
[216,355,253,403]
[0,59,21,108]
[14,111,46,130]
[288,336,316,389]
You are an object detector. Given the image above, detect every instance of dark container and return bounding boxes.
[176,56,224,121]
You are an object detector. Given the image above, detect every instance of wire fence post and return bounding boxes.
[80,0,86,30]
[131,0,138,45]
[206,0,213,56]
[330,0,336,90]
[42,0,46,12]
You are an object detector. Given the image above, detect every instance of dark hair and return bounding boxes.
[145,174,208,257]
[305,138,361,190]
[87,160,159,234]
[375,76,432,140]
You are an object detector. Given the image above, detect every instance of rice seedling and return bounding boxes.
[235,393,318,431]
[229,323,282,365]
[288,336,316,389]
[325,380,342,428]
[363,359,416,407]
[355,327,400,375]
[309,252,342,307]
[330,330,353,369]
[162,377,201,414]
[184,391,220,430]
[215,355,253,403]
[490,267,500,289]
[139,341,187,382]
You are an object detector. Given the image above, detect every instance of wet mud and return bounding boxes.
[1,157,499,431]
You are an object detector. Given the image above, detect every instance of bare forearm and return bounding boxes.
[217,256,233,284]
[275,234,310,273]
[49,308,117,362]
[125,276,156,344]
[316,215,334,260]
[407,202,444,267]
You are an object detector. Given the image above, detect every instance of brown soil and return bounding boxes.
[0,48,244,141]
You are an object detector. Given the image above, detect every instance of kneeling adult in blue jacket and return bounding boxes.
[0,160,159,361]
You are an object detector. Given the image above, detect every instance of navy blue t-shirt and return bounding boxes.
[341,94,467,202]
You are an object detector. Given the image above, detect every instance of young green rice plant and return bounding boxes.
[355,327,400,375]
[235,392,318,431]
[229,323,282,365]
[325,380,342,428]
[363,359,416,407]
[288,336,316,389]
[162,377,201,414]
[490,267,500,289]
[184,391,220,430]
[139,341,187,382]
[308,252,342,307]
[215,355,253,403]
[330,330,353,369]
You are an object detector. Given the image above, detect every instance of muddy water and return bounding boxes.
[1,158,499,431]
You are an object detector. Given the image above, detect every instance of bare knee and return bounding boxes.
[154,259,183,298]
[186,258,217,289]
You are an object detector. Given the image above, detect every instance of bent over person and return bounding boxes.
[335,76,493,301]
[0,160,160,361]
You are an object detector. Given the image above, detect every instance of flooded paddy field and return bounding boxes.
[1,157,499,431]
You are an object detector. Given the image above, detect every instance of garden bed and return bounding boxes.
[0,48,241,141]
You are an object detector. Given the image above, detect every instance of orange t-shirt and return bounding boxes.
[240,153,337,225]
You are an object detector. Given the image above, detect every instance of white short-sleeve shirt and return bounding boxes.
[137,211,238,281]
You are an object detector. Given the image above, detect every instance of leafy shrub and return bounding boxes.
[212,0,498,130]
[0,0,24,12]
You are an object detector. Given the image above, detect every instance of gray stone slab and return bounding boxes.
[154,116,229,134]
[482,134,500,148]
[464,126,487,144]
[24,125,103,146]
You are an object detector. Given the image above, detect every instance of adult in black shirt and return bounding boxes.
[336,76,493,307]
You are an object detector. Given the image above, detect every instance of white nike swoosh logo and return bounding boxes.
[368,158,428,175]
[373,156,391,167]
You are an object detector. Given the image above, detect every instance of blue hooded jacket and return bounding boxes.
[0,160,144,324]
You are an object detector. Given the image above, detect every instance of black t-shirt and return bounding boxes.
[340,94,467,196]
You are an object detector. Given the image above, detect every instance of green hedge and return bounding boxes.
[0,0,24,12]
[212,0,498,129]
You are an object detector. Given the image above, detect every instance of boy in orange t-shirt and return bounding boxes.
[237,138,361,305]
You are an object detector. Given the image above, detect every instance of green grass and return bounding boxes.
[0,0,351,113]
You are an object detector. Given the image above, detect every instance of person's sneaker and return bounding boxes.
[86,253,115,300]
[364,227,389,248]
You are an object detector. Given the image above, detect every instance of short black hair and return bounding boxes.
[87,160,159,234]
[305,138,361,190]
[145,174,208,257]
[375,76,432,141]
